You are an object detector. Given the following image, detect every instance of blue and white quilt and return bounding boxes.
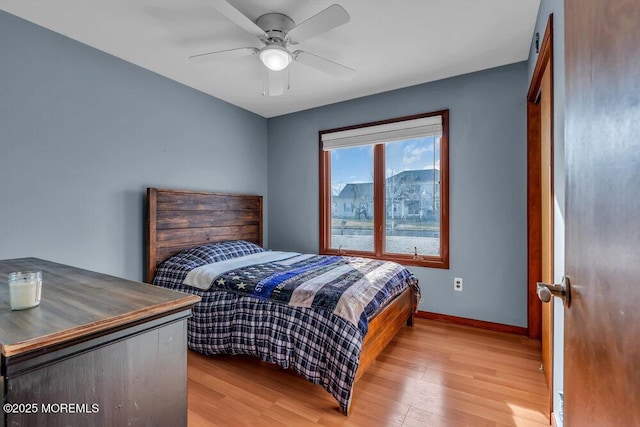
[153,242,419,414]
[183,251,414,332]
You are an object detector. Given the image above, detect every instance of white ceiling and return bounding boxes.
[0,0,540,118]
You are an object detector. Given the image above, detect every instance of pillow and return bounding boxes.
[179,240,265,264]
[153,240,264,289]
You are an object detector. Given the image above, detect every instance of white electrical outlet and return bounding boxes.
[454,277,463,291]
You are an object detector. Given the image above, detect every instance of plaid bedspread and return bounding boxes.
[153,249,418,413]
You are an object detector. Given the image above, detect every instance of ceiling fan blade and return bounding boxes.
[189,47,258,64]
[286,4,350,43]
[266,70,286,96]
[293,50,354,80]
[205,0,266,38]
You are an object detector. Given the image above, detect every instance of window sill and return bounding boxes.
[320,249,449,269]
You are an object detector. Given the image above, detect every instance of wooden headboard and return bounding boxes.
[146,188,263,283]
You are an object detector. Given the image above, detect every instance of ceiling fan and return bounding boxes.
[190,1,355,95]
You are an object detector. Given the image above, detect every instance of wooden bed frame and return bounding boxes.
[146,187,415,414]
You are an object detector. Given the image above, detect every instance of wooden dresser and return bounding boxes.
[0,258,200,427]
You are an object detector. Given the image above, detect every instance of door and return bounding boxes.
[539,59,554,403]
[564,1,640,425]
[527,15,554,417]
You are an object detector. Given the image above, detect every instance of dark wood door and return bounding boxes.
[564,1,640,425]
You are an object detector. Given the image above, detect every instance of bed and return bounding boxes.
[146,188,419,414]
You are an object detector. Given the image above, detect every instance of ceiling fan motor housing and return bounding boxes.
[256,13,295,43]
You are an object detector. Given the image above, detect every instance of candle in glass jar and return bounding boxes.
[8,271,42,310]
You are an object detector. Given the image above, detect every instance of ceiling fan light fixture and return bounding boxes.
[259,45,292,71]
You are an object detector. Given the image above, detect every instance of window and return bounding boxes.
[319,110,449,268]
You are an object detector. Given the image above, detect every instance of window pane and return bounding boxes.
[384,136,440,256]
[330,145,374,252]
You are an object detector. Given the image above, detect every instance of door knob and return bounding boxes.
[537,276,571,307]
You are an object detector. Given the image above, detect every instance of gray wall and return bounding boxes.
[0,11,268,281]
[1,9,533,329]
[268,63,528,327]
[527,1,566,425]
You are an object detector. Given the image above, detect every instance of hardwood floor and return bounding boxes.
[187,319,549,426]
